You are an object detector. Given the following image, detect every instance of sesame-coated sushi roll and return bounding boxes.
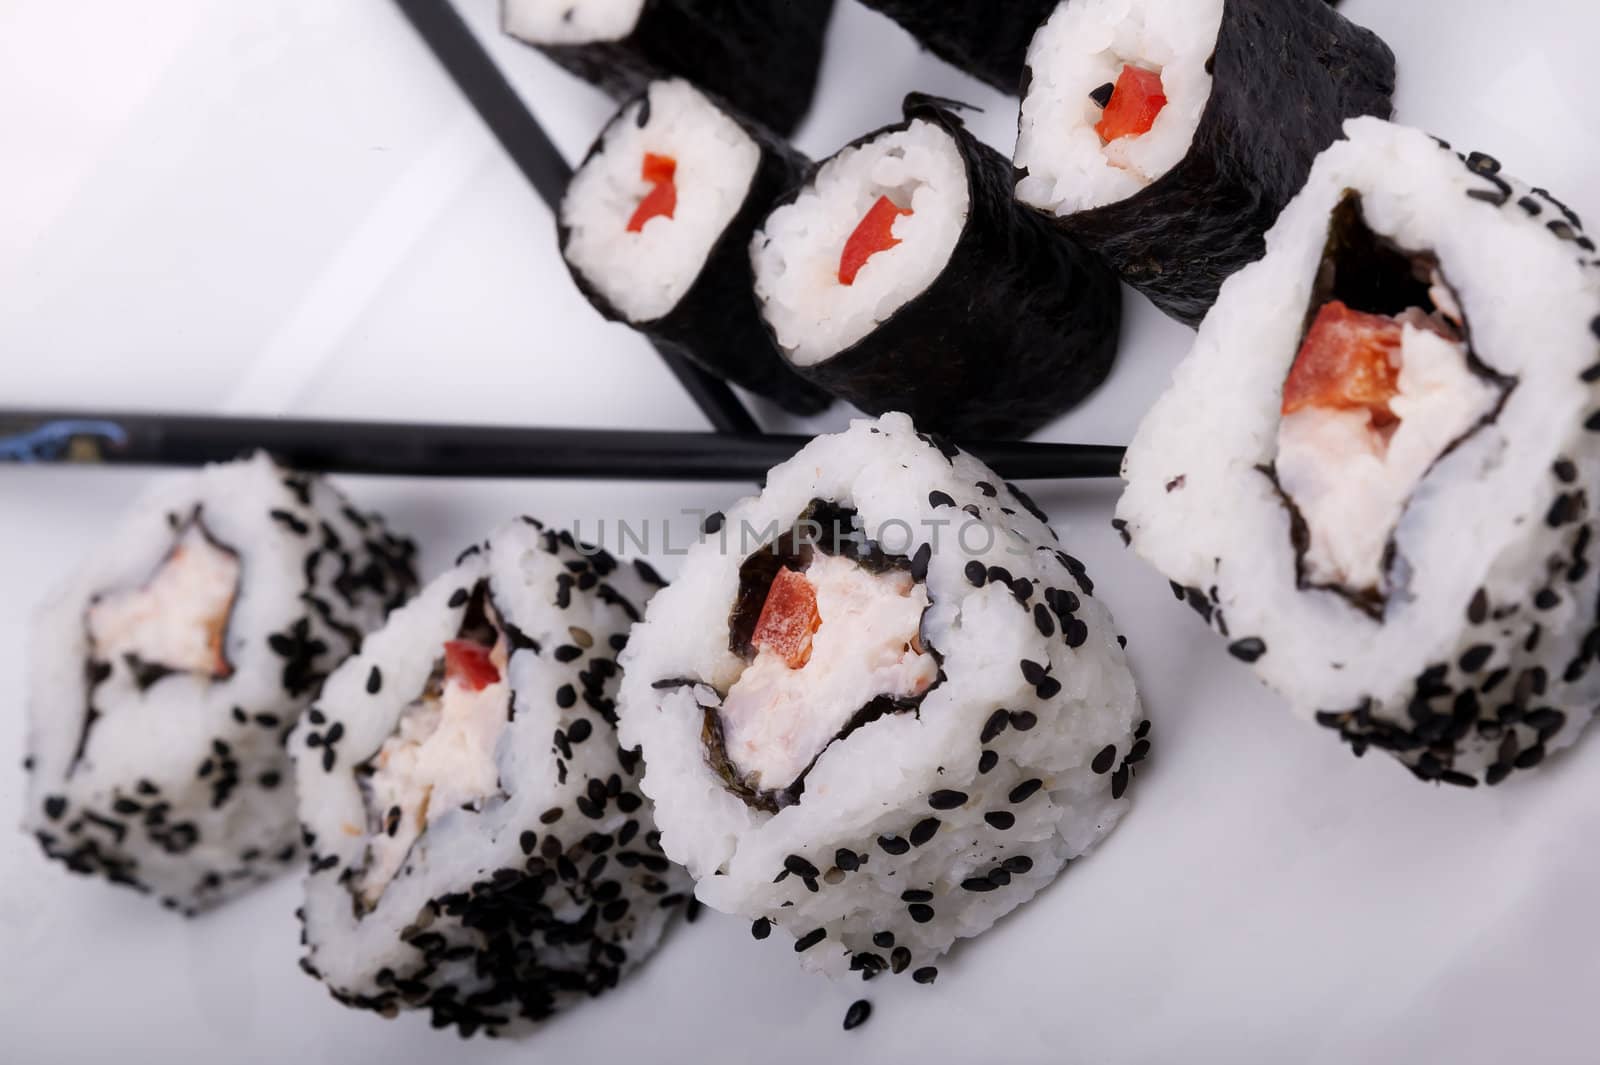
[23,455,416,914]
[1014,0,1395,326]
[561,79,830,415]
[618,413,1146,981]
[501,0,834,137]
[293,519,688,1036]
[858,0,1058,93]
[1118,117,1600,787]
[751,95,1121,438]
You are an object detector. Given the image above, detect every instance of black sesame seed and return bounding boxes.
[1458,644,1494,673]
[366,666,382,695]
[928,790,967,811]
[702,512,725,535]
[1091,745,1117,774]
[795,928,827,953]
[1008,710,1037,732]
[962,877,998,893]
[1089,81,1115,107]
[910,543,932,582]
[1002,856,1034,874]
[1009,779,1043,803]
[447,588,469,609]
[1228,638,1267,663]
[784,854,820,879]
[556,685,577,708]
[1535,589,1560,610]
[928,491,955,509]
[909,818,941,846]
[908,904,935,923]
[1020,660,1047,685]
[873,931,894,948]
[891,947,911,974]
[981,709,1009,744]
[879,835,910,856]
[751,917,771,940]
[843,999,872,1031]
[985,811,1015,830]
[964,561,987,587]
[901,889,934,903]
[540,807,563,825]
[978,750,999,774]
[836,849,860,872]
[912,966,938,985]
[1033,604,1055,638]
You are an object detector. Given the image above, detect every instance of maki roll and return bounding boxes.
[618,414,1146,980]
[1014,0,1395,326]
[1118,117,1600,786]
[501,0,835,137]
[858,0,1058,93]
[561,79,830,415]
[294,518,689,1036]
[23,455,415,914]
[751,95,1121,438]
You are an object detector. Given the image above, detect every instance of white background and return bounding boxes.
[3,1,1600,1062]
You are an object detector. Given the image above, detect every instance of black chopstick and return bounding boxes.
[0,410,1125,483]
[390,0,761,436]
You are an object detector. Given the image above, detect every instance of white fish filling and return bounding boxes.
[1276,319,1500,593]
[751,119,968,366]
[502,0,645,45]
[1015,0,1222,215]
[718,554,937,792]
[562,79,760,323]
[357,638,510,908]
[87,519,239,678]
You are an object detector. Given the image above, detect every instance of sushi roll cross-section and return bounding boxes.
[1015,0,1395,326]
[562,79,830,415]
[1118,117,1600,786]
[294,519,689,1037]
[23,455,416,914]
[502,0,835,137]
[751,95,1121,437]
[619,414,1146,981]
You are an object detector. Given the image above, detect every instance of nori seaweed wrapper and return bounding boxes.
[1017,0,1393,327]
[858,0,1058,94]
[560,86,832,416]
[760,95,1122,438]
[503,0,835,138]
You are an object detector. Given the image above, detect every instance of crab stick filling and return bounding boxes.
[718,554,936,794]
[357,630,510,909]
[1276,290,1500,594]
[838,195,913,286]
[626,152,678,233]
[87,517,239,681]
[1092,65,1168,144]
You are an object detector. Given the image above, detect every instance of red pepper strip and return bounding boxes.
[1282,300,1404,425]
[444,640,501,691]
[626,152,678,233]
[838,194,913,286]
[1094,64,1168,143]
[752,567,821,669]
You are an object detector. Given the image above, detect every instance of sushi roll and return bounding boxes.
[618,413,1146,980]
[561,79,830,416]
[1014,0,1395,326]
[23,455,416,914]
[1118,117,1600,786]
[751,95,1121,438]
[858,0,1058,93]
[501,0,835,138]
[294,518,689,1036]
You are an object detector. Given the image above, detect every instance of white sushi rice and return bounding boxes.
[618,413,1144,978]
[502,0,644,45]
[562,78,760,323]
[751,121,969,366]
[295,519,688,1035]
[1118,117,1600,783]
[24,455,413,913]
[1015,0,1222,215]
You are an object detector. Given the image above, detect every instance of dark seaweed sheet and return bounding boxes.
[560,86,831,415]
[858,0,1057,93]
[764,94,1121,438]
[508,0,834,137]
[1019,0,1393,327]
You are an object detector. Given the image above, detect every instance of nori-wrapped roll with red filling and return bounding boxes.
[1014,0,1393,327]
[559,79,831,416]
[750,95,1121,438]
